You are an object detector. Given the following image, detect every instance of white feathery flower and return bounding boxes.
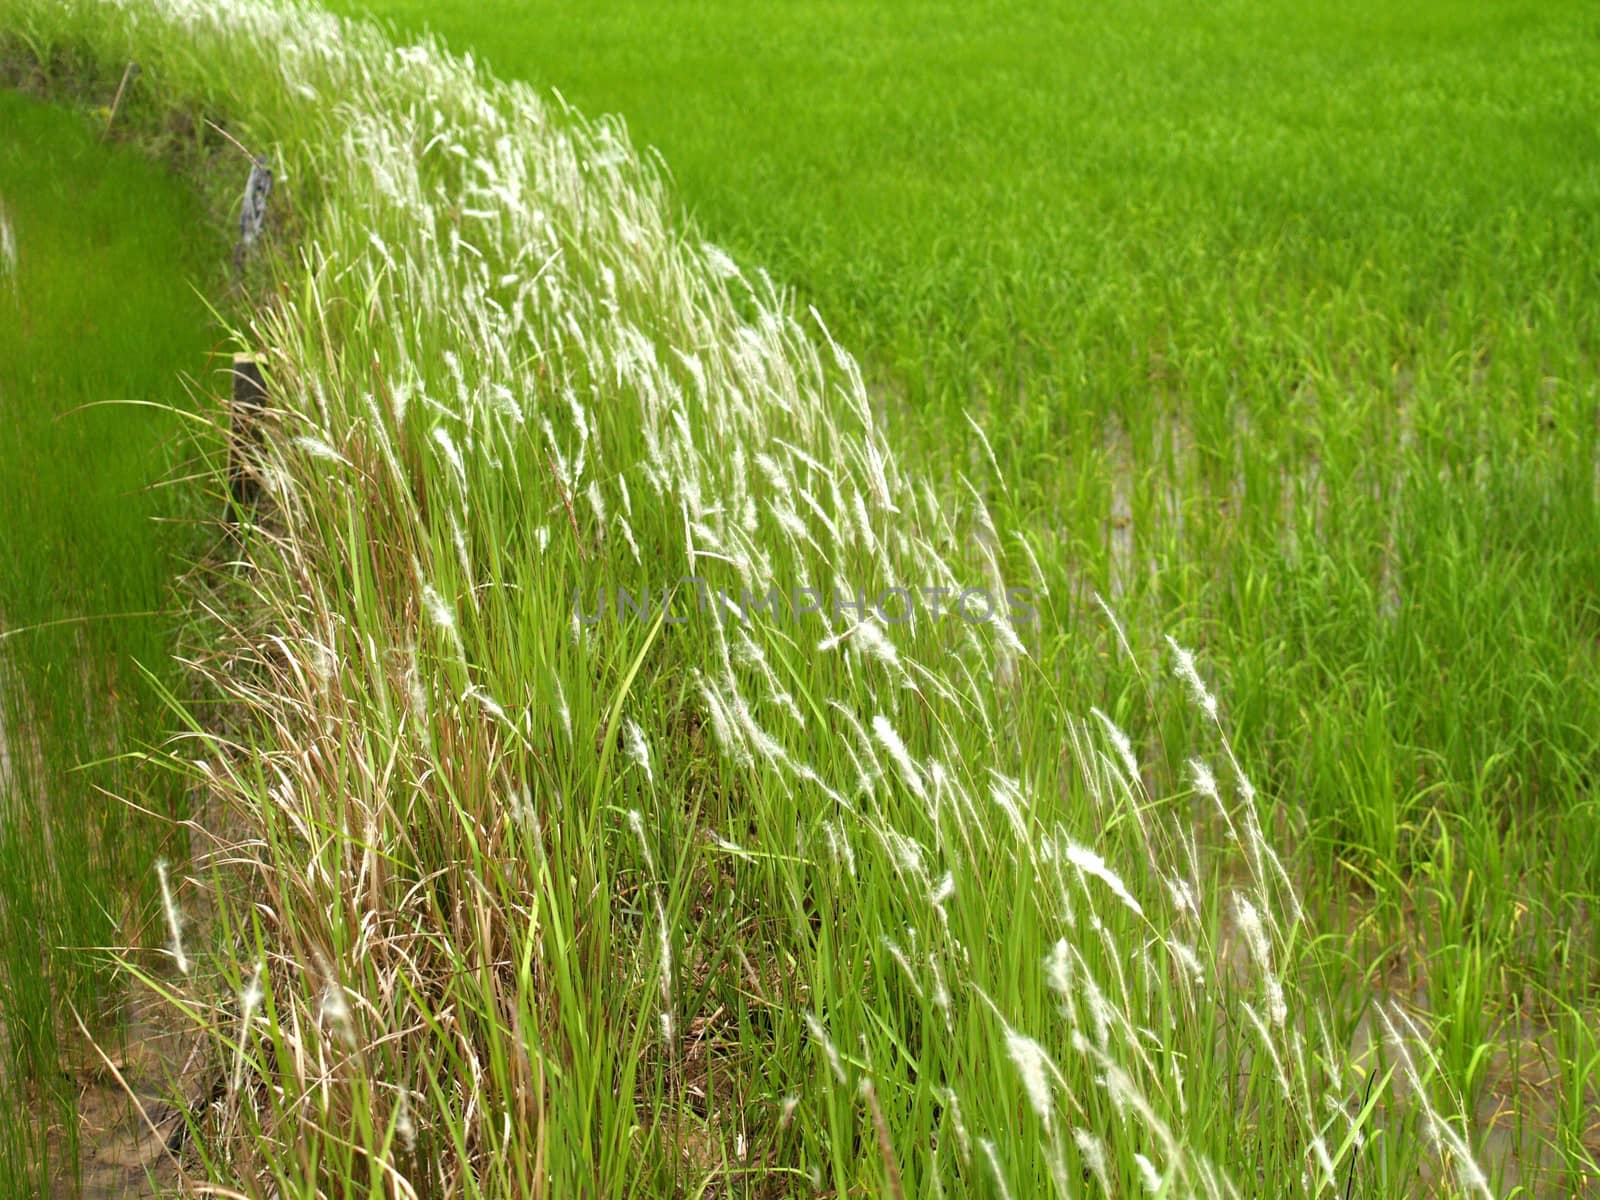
[1091,707,1139,781]
[1064,841,1144,917]
[655,898,673,980]
[1234,894,1287,1026]
[1076,954,1115,1049]
[466,685,507,723]
[1165,635,1218,720]
[319,980,355,1045]
[626,809,657,877]
[753,452,788,494]
[489,382,522,425]
[389,379,411,426]
[990,611,1026,659]
[880,935,923,999]
[230,961,265,1094]
[850,487,875,549]
[1234,894,1271,969]
[293,435,348,464]
[821,617,901,672]
[1239,998,1293,1101]
[1236,765,1258,806]
[0,200,15,282]
[155,859,189,976]
[1167,938,1205,986]
[703,242,741,280]
[698,676,750,766]
[879,827,928,881]
[1166,873,1198,919]
[726,680,788,766]
[1044,939,1073,1002]
[421,583,456,633]
[819,820,857,876]
[979,1139,1015,1200]
[872,714,924,799]
[616,513,641,562]
[941,1087,971,1163]
[1134,1152,1164,1194]
[441,348,469,410]
[1073,1129,1111,1194]
[431,425,466,486]
[1004,1030,1054,1126]
[395,1089,416,1153]
[987,773,1029,843]
[623,718,652,785]
[552,673,572,743]
[929,956,952,1025]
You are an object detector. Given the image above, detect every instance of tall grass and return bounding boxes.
[1,0,1592,1195]
[339,0,1600,1078]
[0,88,219,1191]
[315,14,1600,1181]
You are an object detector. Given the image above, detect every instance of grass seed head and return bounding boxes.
[154,859,189,977]
[1004,1030,1054,1126]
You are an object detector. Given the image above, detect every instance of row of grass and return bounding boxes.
[0,86,220,1192]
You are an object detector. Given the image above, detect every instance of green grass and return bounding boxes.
[331,2,1598,402]
[324,0,1600,894]
[1,0,1597,1195]
[0,88,218,1191]
[323,0,1600,1178]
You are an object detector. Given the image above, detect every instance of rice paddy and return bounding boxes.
[0,84,219,1192]
[0,0,1595,1195]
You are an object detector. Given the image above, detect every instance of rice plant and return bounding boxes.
[0,86,219,1192]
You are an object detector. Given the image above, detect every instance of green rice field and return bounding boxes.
[0,87,217,1192]
[332,0,1600,917]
